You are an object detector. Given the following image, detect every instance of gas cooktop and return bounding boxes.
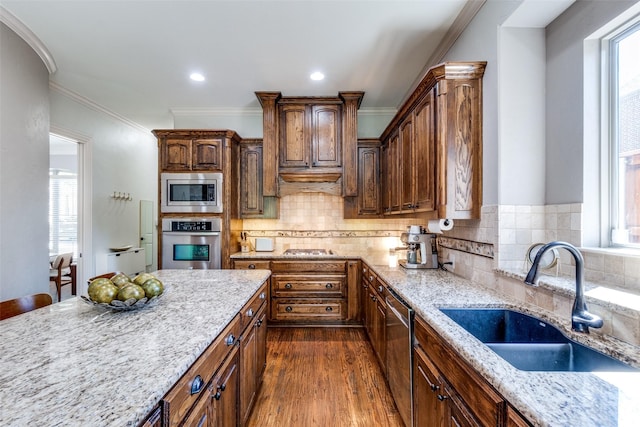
[282,249,335,256]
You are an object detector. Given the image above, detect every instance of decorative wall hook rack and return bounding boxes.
[111,191,133,201]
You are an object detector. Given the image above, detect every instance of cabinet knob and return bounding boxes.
[430,384,439,392]
[378,286,383,293]
[326,283,333,289]
[326,306,333,312]
[248,264,256,269]
[371,295,377,302]
[247,308,254,317]
[259,292,266,299]
[437,394,448,402]
[285,306,293,312]
[225,334,235,346]
[285,283,292,289]
[369,275,374,282]
[190,375,204,395]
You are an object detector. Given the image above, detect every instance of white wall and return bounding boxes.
[0,23,50,301]
[50,89,158,287]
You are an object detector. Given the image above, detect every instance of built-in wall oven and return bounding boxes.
[161,172,223,213]
[161,218,221,269]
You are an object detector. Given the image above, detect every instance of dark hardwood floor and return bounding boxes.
[247,327,405,427]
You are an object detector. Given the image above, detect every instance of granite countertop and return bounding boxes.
[0,269,270,427]
[371,265,640,427]
[232,251,640,426]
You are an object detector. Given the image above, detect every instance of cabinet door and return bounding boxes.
[162,138,192,171]
[388,133,401,213]
[374,296,386,370]
[399,115,414,211]
[240,143,264,217]
[506,405,533,427]
[212,346,239,427]
[445,384,481,427]
[413,346,445,427]
[311,104,341,167]
[357,146,380,215]
[380,144,390,214]
[181,390,212,427]
[255,304,268,381]
[192,139,222,170]
[239,319,258,425]
[279,104,308,168]
[413,89,436,213]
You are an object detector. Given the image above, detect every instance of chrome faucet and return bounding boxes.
[524,241,603,333]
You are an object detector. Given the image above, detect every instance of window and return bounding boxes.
[49,169,78,256]
[608,19,640,247]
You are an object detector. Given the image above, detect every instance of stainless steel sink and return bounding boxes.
[439,308,637,372]
[282,249,335,256]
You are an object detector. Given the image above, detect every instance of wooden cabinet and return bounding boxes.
[379,62,485,219]
[413,315,504,427]
[361,262,386,369]
[344,139,381,218]
[239,283,268,426]
[506,405,532,427]
[255,91,363,196]
[158,136,223,172]
[211,345,240,427]
[240,140,264,217]
[161,313,242,426]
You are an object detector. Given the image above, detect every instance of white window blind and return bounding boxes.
[49,169,78,256]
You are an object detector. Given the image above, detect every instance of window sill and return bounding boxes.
[496,268,640,315]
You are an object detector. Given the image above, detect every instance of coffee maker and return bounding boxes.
[399,225,438,269]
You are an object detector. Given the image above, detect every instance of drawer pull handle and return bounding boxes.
[430,384,439,392]
[259,292,266,299]
[257,319,263,327]
[437,394,448,402]
[369,275,374,282]
[214,391,222,400]
[326,283,333,289]
[285,306,293,312]
[248,264,256,269]
[378,286,383,293]
[225,334,235,346]
[285,283,292,289]
[326,306,333,312]
[190,375,204,395]
[247,308,254,317]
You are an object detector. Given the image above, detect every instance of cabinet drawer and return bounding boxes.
[414,316,504,427]
[233,260,271,270]
[272,275,345,297]
[240,282,268,330]
[271,299,346,321]
[162,314,241,427]
[271,261,346,274]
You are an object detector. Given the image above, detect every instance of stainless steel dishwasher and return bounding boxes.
[386,288,414,427]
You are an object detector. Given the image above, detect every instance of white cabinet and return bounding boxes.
[97,248,146,277]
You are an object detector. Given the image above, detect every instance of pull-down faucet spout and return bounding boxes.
[524,241,603,333]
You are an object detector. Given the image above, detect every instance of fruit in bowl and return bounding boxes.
[86,272,164,309]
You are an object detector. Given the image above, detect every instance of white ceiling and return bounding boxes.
[1,0,476,130]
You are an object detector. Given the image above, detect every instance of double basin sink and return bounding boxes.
[439,308,638,372]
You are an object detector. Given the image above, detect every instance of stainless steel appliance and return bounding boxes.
[161,172,223,213]
[399,225,438,269]
[386,288,414,427]
[161,217,221,269]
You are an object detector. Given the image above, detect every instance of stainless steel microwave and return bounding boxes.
[161,172,223,213]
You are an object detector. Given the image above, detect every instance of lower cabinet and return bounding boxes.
[361,262,386,369]
[239,301,267,425]
[413,314,534,427]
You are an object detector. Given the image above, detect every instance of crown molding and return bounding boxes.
[50,81,150,134]
[171,107,263,117]
[401,0,486,105]
[357,108,397,116]
[0,5,57,74]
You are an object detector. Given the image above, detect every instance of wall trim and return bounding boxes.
[50,81,150,134]
[438,236,494,258]
[0,6,57,74]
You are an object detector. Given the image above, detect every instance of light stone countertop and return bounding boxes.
[231,251,640,427]
[0,269,270,427]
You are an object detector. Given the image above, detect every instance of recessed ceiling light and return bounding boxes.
[190,72,205,82]
[310,71,325,81]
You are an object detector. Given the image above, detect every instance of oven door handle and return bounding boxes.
[162,231,221,236]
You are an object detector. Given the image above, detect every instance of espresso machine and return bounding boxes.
[398,225,438,269]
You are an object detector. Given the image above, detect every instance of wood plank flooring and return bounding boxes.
[247,327,405,427]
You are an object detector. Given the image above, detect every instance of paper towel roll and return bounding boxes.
[427,219,454,234]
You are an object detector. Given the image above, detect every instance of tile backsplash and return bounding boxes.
[242,193,420,264]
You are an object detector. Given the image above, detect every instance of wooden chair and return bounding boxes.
[0,293,53,321]
[49,252,75,302]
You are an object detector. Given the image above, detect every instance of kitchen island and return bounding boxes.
[0,269,270,426]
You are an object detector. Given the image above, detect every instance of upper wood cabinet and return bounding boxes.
[256,91,363,197]
[344,139,381,218]
[380,62,486,219]
[240,140,264,217]
[156,133,223,171]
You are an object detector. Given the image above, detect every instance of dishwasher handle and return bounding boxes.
[386,296,410,328]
